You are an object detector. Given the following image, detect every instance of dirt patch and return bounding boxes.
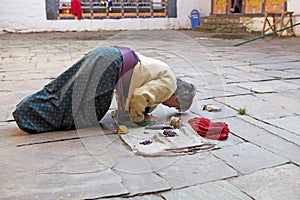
[210,33,260,40]
[0,31,120,41]
[179,30,260,41]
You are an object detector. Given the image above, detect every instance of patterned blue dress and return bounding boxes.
[13,47,122,133]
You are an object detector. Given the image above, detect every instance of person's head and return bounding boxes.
[163,78,196,112]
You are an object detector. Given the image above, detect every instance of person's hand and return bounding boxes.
[144,114,159,122]
[129,95,147,122]
[133,114,158,127]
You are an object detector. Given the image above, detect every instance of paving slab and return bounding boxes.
[281,88,300,99]
[230,164,300,200]
[203,84,251,96]
[252,61,300,70]
[211,59,249,68]
[225,116,300,165]
[218,94,294,120]
[238,115,300,146]
[0,79,50,93]
[1,30,300,199]
[191,73,230,87]
[212,142,288,174]
[218,67,273,82]
[114,171,171,196]
[285,68,300,75]
[103,195,163,200]
[162,180,252,200]
[232,79,299,93]
[0,124,105,148]
[0,136,129,199]
[154,153,238,189]
[190,98,237,120]
[257,93,300,115]
[1,169,129,200]
[256,69,300,79]
[265,115,300,136]
[230,64,265,73]
[246,55,298,65]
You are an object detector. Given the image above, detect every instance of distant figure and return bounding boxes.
[71,0,82,20]
[230,0,242,13]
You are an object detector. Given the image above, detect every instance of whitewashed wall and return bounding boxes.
[0,0,210,32]
[287,0,300,35]
[244,0,300,36]
[287,0,300,15]
[0,0,298,35]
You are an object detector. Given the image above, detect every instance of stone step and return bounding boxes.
[196,16,247,33]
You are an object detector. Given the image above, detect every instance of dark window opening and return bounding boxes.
[46,0,177,20]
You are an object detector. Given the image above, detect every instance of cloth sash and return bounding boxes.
[188,117,230,140]
[116,47,140,121]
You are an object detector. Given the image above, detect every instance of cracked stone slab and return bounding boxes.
[191,73,230,86]
[155,153,237,189]
[229,164,300,200]
[218,67,272,82]
[281,88,300,99]
[265,115,300,136]
[239,115,300,146]
[82,136,171,195]
[162,180,252,200]
[0,135,128,199]
[212,59,248,68]
[257,93,300,115]
[254,61,300,70]
[190,99,237,120]
[102,195,163,200]
[231,65,265,73]
[247,55,299,65]
[205,84,251,96]
[1,169,129,200]
[225,116,300,165]
[0,134,129,199]
[194,84,251,100]
[218,94,294,120]
[212,142,288,174]
[2,70,54,81]
[0,79,51,94]
[0,104,15,121]
[115,171,171,196]
[285,67,300,74]
[233,79,299,93]
[0,138,105,174]
[256,69,300,79]
[5,126,103,147]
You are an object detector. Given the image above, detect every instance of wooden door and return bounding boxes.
[264,0,286,12]
[244,0,263,14]
[213,0,227,14]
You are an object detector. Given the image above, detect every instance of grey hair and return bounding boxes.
[175,78,196,112]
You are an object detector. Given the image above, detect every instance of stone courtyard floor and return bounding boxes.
[0,30,299,199]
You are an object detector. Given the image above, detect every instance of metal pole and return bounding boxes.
[233,22,300,47]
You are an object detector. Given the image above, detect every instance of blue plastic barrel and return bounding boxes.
[190,9,200,30]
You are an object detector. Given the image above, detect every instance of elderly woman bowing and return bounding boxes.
[13,46,196,133]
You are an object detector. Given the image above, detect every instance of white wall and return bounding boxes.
[287,0,300,15]
[0,0,209,32]
[287,0,300,35]
[1,0,298,35]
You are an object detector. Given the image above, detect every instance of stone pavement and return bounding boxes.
[0,30,299,199]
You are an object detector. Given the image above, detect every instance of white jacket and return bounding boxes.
[126,53,176,122]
